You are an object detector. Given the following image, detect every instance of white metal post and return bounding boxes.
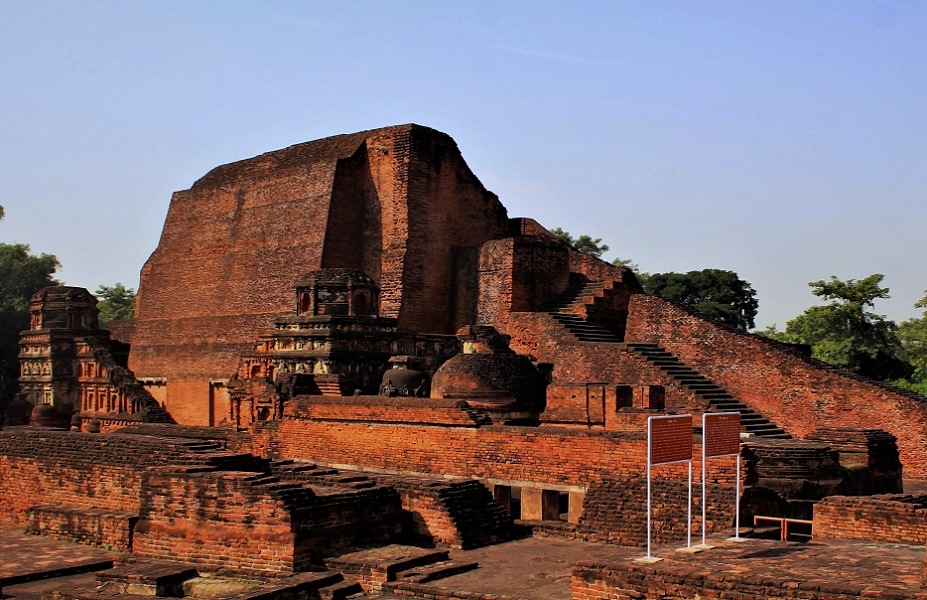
[701,413,707,547]
[687,460,692,548]
[735,453,741,539]
[646,417,653,559]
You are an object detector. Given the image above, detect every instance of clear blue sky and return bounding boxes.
[1,1,924,329]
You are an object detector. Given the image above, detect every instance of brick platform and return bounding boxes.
[574,538,925,599]
[0,531,117,587]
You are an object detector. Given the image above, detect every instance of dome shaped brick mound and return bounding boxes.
[431,325,547,419]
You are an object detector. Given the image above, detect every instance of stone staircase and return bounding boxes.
[325,545,479,597]
[546,279,622,343]
[627,343,791,439]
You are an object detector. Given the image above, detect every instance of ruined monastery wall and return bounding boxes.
[814,495,927,545]
[244,404,737,491]
[626,294,927,476]
[0,428,196,525]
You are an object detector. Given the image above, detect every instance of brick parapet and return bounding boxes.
[570,562,921,600]
[26,505,137,551]
[283,396,489,427]
[814,494,927,545]
[0,428,214,525]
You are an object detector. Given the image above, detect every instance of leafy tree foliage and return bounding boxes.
[897,290,927,384]
[0,243,60,413]
[611,257,649,286]
[778,274,911,381]
[645,269,759,331]
[549,227,610,258]
[95,283,136,325]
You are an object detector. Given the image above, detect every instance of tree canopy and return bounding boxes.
[0,242,60,412]
[645,269,759,331]
[549,227,610,258]
[897,290,927,386]
[769,274,911,381]
[95,283,136,324]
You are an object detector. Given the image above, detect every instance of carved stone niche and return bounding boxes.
[293,268,380,317]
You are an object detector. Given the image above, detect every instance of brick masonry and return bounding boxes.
[130,125,510,424]
[625,294,927,476]
[814,494,927,545]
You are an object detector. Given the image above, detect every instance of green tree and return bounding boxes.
[781,274,910,381]
[897,291,927,384]
[0,243,61,412]
[95,283,136,325]
[549,227,610,258]
[645,269,759,331]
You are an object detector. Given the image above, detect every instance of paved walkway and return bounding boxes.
[1,529,923,599]
[425,536,925,599]
[0,531,117,587]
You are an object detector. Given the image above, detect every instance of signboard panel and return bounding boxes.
[703,413,741,458]
[649,415,693,465]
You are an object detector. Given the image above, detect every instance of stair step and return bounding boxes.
[398,560,480,584]
[628,343,790,439]
[317,578,364,599]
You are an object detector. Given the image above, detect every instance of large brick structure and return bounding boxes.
[130,125,509,424]
[120,123,927,472]
[6,124,927,597]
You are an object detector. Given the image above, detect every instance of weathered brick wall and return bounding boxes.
[285,396,488,427]
[131,125,509,424]
[133,468,302,575]
[132,463,402,575]
[497,312,712,416]
[625,294,927,476]
[576,477,738,546]
[251,418,649,487]
[26,506,136,550]
[399,127,510,334]
[571,563,909,600]
[0,428,201,525]
[814,495,927,545]
[243,411,737,497]
[370,475,513,549]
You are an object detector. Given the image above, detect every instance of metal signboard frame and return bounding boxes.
[701,411,742,546]
[645,414,693,560]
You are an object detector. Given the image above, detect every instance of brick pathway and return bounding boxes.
[425,536,925,599]
[1,529,923,599]
[0,530,117,586]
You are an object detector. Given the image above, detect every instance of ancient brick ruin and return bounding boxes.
[4,124,927,599]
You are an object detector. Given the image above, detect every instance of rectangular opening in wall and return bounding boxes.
[541,489,561,521]
[558,491,570,521]
[493,484,512,514]
[510,486,522,519]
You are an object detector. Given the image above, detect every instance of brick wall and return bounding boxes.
[571,563,912,600]
[576,477,738,546]
[134,467,302,574]
[814,495,927,545]
[285,396,489,427]
[370,475,513,549]
[131,125,510,424]
[625,294,927,476]
[0,428,202,525]
[26,506,136,550]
